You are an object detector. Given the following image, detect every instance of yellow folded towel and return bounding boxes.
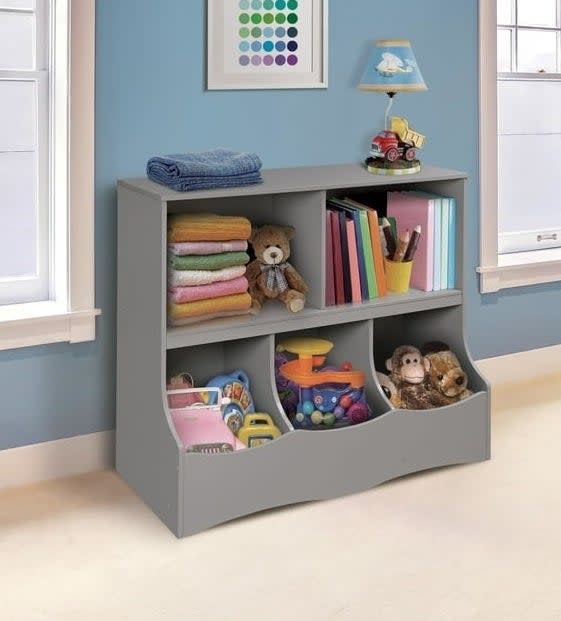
[168,213,252,242]
[168,292,253,324]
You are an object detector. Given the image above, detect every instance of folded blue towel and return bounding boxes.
[146,148,263,191]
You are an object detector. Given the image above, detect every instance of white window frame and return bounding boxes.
[0,0,100,350]
[478,0,561,293]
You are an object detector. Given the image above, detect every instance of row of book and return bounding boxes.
[325,191,456,305]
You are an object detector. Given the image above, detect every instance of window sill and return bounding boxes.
[0,302,101,351]
[477,248,561,293]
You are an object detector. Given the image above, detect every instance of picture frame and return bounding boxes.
[207,0,328,90]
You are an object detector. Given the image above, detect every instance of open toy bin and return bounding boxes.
[274,322,389,430]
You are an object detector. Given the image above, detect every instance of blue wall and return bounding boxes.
[1,0,560,450]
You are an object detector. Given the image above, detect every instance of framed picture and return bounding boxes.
[207,0,328,90]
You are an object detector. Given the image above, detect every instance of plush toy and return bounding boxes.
[421,341,473,404]
[385,345,450,410]
[376,371,402,408]
[246,224,308,313]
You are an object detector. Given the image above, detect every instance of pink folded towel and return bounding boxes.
[168,276,249,304]
[168,240,248,256]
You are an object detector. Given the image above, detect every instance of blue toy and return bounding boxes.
[206,369,255,434]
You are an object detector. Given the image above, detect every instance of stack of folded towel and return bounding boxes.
[167,213,254,326]
[147,148,263,192]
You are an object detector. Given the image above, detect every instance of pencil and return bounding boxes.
[393,229,411,262]
[381,217,396,258]
[403,225,421,262]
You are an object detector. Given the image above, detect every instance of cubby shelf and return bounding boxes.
[116,163,490,538]
[167,288,462,348]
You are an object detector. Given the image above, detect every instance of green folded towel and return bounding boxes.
[168,251,250,271]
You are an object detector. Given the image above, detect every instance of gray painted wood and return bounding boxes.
[180,393,488,536]
[116,186,180,535]
[116,164,490,538]
[120,164,467,202]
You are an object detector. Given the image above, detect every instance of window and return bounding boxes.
[478,0,561,292]
[0,0,49,305]
[0,0,99,350]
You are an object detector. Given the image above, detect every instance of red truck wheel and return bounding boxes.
[385,147,399,162]
[404,147,416,161]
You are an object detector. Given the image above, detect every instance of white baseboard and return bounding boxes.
[0,430,114,490]
[1,344,560,491]
[475,343,561,387]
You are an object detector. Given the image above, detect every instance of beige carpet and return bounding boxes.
[1,376,561,621]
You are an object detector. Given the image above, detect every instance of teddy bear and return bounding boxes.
[421,341,473,404]
[385,345,451,410]
[246,224,308,313]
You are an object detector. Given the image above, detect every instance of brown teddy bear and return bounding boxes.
[246,224,308,313]
[421,341,473,404]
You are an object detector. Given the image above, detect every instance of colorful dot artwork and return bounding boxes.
[237,0,299,68]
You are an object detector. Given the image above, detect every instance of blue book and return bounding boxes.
[432,197,442,291]
[447,197,456,288]
[440,198,449,289]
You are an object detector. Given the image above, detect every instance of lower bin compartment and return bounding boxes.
[373,306,488,411]
[274,321,390,430]
[166,335,291,452]
[179,392,490,536]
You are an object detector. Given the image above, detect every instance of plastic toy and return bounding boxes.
[166,387,245,453]
[274,351,300,416]
[205,369,255,434]
[276,337,372,429]
[237,413,282,448]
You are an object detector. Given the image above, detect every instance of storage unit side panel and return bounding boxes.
[116,186,181,535]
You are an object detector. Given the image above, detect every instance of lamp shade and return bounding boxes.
[358,39,427,93]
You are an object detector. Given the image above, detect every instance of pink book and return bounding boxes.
[346,219,362,303]
[387,192,435,292]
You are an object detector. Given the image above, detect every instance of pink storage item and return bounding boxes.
[166,372,201,409]
[167,387,245,453]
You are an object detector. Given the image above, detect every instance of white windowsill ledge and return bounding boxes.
[477,248,561,293]
[0,302,101,351]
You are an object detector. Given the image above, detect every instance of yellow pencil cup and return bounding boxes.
[384,258,413,293]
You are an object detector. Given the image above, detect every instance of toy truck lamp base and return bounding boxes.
[369,116,426,163]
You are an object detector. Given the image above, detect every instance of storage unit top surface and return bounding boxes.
[119,163,467,202]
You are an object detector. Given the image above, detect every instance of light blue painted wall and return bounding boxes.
[1,0,560,450]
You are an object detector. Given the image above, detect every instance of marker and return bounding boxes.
[393,229,411,262]
[403,224,421,262]
[381,217,396,258]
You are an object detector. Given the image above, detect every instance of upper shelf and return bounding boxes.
[167,288,462,349]
[120,164,467,203]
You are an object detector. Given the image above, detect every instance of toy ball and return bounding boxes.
[323,413,336,427]
[339,394,353,410]
[347,401,369,424]
[333,405,346,419]
[311,410,324,425]
[302,400,315,416]
[341,361,352,371]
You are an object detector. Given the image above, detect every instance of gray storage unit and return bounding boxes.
[116,164,490,537]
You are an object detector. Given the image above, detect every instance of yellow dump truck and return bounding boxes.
[389,116,426,149]
[369,116,426,163]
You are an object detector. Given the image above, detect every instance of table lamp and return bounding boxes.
[358,39,427,175]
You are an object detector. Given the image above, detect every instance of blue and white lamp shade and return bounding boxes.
[358,39,427,92]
